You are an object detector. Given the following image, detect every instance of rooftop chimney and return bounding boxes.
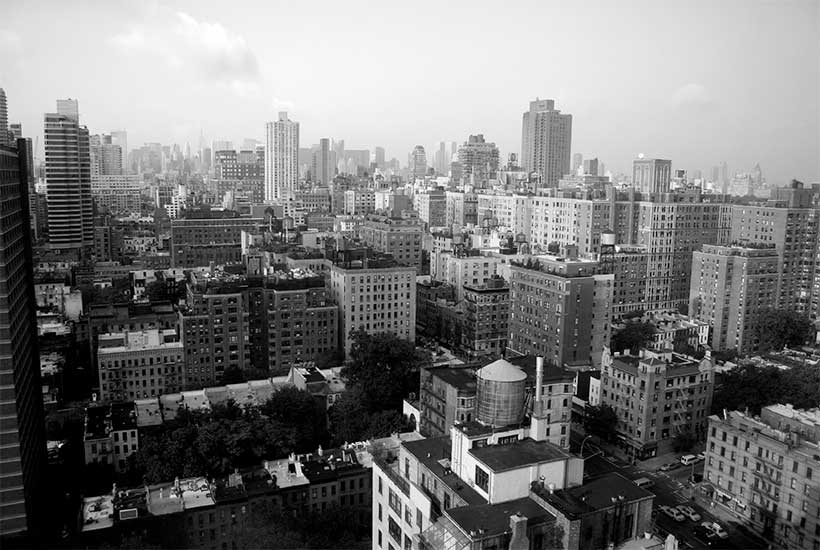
[508,513,529,550]
[535,357,544,403]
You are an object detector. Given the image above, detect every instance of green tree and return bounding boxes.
[583,404,619,443]
[712,361,820,416]
[754,308,813,351]
[260,386,328,453]
[610,321,656,354]
[342,330,431,413]
[672,430,697,452]
[143,280,169,302]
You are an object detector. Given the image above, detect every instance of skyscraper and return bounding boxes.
[374,146,385,169]
[572,152,583,173]
[110,130,128,173]
[90,134,123,176]
[632,156,672,194]
[0,88,8,146]
[411,145,427,181]
[0,140,47,537]
[265,112,299,201]
[311,138,335,185]
[44,99,93,250]
[521,98,572,188]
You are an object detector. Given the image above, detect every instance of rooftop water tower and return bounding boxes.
[475,359,527,427]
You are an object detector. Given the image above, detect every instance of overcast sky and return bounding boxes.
[1,0,818,182]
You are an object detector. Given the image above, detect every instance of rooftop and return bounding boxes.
[508,355,576,384]
[263,457,310,489]
[146,476,214,516]
[403,436,486,506]
[429,366,477,392]
[81,495,114,532]
[446,496,554,539]
[532,473,653,519]
[469,438,569,473]
[85,405,110,440]
[477,359,527,383]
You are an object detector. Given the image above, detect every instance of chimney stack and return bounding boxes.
[535,357,544,403]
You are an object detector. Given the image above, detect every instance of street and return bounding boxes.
[573,435,769,549]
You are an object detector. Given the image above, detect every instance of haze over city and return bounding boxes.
[1,0,818,183]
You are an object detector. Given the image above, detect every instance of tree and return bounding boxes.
[754,308,813,351]
[610,321,655,354]
[342,330,430,413]
[221,365,247,384]
[143,280,169,302]
[711,361,820,416]
[672,430,696,453]
[583,404,618,443]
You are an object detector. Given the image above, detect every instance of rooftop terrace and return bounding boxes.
[469,438,570,473]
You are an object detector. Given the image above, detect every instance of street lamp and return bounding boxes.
[580,435,593,458]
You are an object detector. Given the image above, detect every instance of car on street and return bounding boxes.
[658,462,682,472]
[692,525,733,548]
[697,452,706,461]
[702,521,730,538]
[676,504,702,521]
[659,505,686,522]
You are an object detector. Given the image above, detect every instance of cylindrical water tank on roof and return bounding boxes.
[476,359,527,427]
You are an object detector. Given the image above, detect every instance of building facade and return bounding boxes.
[703,405,820,550]
[359,213,424,268]
[507,254,613,368]
[600,347,715,460]
[689,244,780,353]
[0,143,47,537]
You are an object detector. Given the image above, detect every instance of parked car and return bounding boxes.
[702,521,729,538]
[676,505,702,521]
[659,505,686,522]
[693,525,728,548]
[659,462,682,472]
[697,452,706,461]
[680,454,702,465]
[634,477,654,489]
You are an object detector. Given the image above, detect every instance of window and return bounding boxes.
[475,466,489,492]
[388,517,401,544]
[388,489,402,515]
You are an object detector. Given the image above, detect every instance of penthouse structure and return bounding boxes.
[689,244,780,353]
[329,254,416,355]
[97,329,183,402]
[507,252,613,368]
[359,212,424,269]
[600,347,715,460]
[703,404,820,550]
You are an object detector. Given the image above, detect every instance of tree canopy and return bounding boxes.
[583,404,618,443]
[610,321,655,354]
[342,330,430,413]
[711,361,820,416]
[754,308,814,352]
[126,389,328,484]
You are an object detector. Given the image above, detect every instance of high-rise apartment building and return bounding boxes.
[44,99,93,250]
[0,88,8,146]
[689,244,780,353]
[520,98,572,188]
[703,404,820,550]
[91,175,143,213]
[600,348,715,460]
[725,182,820,316]
[507,252,613,367]
[329,257,416,355]
[632,157,672,194]
[0,142,46,537]
[265,112,299,201]
[374,146,385,169]
[457,134,500,187]
[411,145,427,181]
[414,189,446,227]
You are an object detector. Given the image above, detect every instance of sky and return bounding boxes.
[1,0,818,183]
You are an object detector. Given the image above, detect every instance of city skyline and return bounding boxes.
[0,0,817,184]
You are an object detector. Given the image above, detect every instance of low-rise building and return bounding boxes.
[600,347,715,460]
[702,404,820,550]
[83,402,139,473]
[97,329,183,402]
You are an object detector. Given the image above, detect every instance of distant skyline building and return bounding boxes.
[374,146,385,168]
[0,140,47,537]
[572,152,583,173]
[457,134,500,186]
[90,134,123,177]
[264,112,299,201]
[632,157,671,194]
[44,99,93,250]
[411,145,427,181]
[311,137,335,185]
[521,98,572,188]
